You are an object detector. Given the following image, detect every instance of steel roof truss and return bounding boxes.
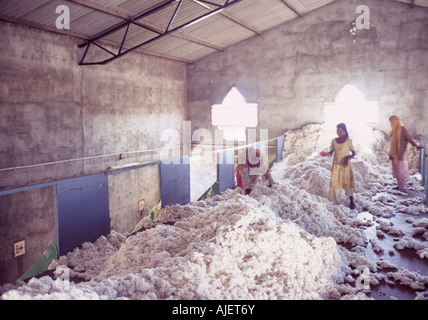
[78,0,242,65]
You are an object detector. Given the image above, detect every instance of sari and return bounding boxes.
[388,115,418,190]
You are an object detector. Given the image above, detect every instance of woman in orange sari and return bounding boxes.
[388,115,422,191]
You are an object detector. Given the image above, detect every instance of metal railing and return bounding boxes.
[419,137,427,206]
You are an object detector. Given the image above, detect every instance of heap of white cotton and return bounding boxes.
[1,193,343,300]
[1,124,426,300]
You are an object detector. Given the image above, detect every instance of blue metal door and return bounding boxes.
[56,174,110,255]
[217,149,235,193]
[160,156,190,207]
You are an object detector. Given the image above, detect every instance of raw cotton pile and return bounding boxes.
[281,124,393,167]
[386,268,428,290]
[1,192,343,300]
[1,123,427,300]
[280,124,426,216]
[278,123,428,298]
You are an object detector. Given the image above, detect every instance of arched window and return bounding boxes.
[323,84,379,130]
[335,84,365,104]
[211,87,258,141]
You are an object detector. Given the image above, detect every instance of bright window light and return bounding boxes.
[222,126,247,141]
[335,84,365,104]
[323,84,379,130]
[222,87,247,106]
[211,87,258,141]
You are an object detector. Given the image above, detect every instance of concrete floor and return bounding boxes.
[356,189,428,300]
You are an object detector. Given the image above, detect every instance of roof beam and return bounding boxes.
[72,0,223,64]
[95,38,193,64]
[172,31,224,52]
[280,0,303,17]
[68,0,133,20]
[0,4,191,64]
[76,0,175,46]
[115,18,224,51]
[0,13,89,41]
[193,0,262,35]
[166,0,184,32]
[219,11,262,35]
[79,0,242,65]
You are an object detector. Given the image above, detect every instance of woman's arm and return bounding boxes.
[342,150,355,166]
[320,150,333,156]
[402,126,418,147]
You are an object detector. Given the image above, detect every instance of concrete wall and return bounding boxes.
[0,187,55,285]
[108,164,160,233]
[0,22,187,190]
[0,22,187,284]
[187,0,428,142]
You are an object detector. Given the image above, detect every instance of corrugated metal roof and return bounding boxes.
[0,0,427,65]
[224,0,299,32]
[180,13,255,47]
[86,0,163,17]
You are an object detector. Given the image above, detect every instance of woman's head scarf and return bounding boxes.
[388,115,403,163]
[336,123,349,137]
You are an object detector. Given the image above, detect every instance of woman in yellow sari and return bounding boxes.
[388,115,422,191]
[321,123,356,209]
